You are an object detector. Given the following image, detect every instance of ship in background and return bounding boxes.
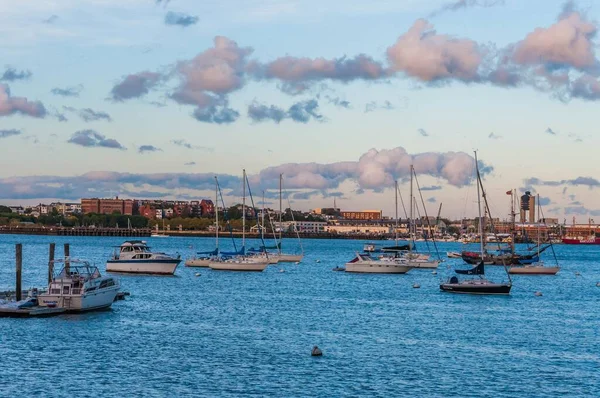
[562,218,600,244]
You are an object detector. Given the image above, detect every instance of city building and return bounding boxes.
[81,198,133,215]
[340,210,383,220]
[200,199,215,216]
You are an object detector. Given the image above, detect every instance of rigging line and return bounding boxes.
[396,182,409,220]
[265,200,281,248]
[538,201,559,267]
[412,169,441,261]
[413,199,432,255]
[245,172,268,253]
[217,177,237,252]
[283,179,304,255]
[475,153,511,284]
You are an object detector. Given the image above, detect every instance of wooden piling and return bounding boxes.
[64,243,70,274]
[48,243,55,284]
[16,244,22,301]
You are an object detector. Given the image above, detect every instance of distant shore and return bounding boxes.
[0,226,390,240]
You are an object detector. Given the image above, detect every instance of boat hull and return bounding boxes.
[509,266,560,275]
[440,282,511,295]
[106,259,180,275]
[38,286,119,312]
[208,261,268,271]
[562,237,600,245]
[278,254,303,263]
[345,262,413,274]
[408,260,440,269]
[184,258,211,267]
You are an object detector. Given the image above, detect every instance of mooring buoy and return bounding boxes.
[596,282,600,287]
[413,283,421,289]
[432,270,437,275]
[316,259,321,263]
[279,269,285,273]
[575,272,581,276]
[311,346,323,357]
[535,291,543,297]
[194,272,201,277]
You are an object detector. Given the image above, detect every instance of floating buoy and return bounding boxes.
[535,291,543,297]
[413,283,421,289]
[295,262,300,265]
[432,270,437,275]
[575,272,581,276]
[316,260,321,263]
[311,346,323,357]
[596,282,600,287]
[279,269,285,273]
[194,272,201,277]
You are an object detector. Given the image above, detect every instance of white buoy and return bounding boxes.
[413,283,420,289]
[596,282,600,287]
[316,260,321,263]
[535,291,543,296]
[295,262,300,265]
[311,346,323,357]
[279,269,285,273]
[575,272,581,276]
[194,272,201,277]
[432,270,437,275]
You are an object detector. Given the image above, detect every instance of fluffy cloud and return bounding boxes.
[386,19,482,82]
[0,147,486,199]
[138,145,162,153]
[192,105,239,124]
[64,107,112,122]
[1,67,32,82]
[0,129,22,138]
[524,176,600,188]
[51,85,83,97]
[109,72,162,101]
[164,11,198,27]
[429,0,505,17]
[248,99,323,123]
[418,128,429,137]
[67,130,125,150]
[0,84,46,118]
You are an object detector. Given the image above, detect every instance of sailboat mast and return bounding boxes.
[262,190,265,242]
[537,194,540,258]
[409,165,413,254]
[395,180,398,245]
[242,169,246,250]
[215,176,219,249]
[474,152,484,257]
[279,173,283,254]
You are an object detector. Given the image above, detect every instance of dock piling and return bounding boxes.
[48,243,55,284]
[64,243,70,274]
[16,244,22,301]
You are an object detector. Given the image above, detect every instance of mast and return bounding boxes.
[215,176,219,250]
[537,194,540,259]
[395,180,398,245]
[261,190,265,243]
[474,152,484,257]
[409,165,413,255]
[242,169,246,251]
[279,173,283,254]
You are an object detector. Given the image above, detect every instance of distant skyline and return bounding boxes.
[1,0,599,220]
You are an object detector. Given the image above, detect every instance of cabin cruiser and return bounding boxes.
[345,253,413,274]
[107,240,181,275]
[38,259,120,312]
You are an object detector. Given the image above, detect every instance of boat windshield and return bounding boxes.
[55,262,101,280]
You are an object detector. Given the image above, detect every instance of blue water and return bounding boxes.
[0,234,599,397]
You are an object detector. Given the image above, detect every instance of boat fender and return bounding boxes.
[311,346,322,357]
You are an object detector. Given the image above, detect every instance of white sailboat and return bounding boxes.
[277,174,304,263]
[208,169,269,272]
[509,194,560,275]
[185,176,220,267]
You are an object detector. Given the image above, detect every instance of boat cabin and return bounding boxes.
[114,240,153,260]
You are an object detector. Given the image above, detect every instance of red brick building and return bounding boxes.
[81,198,133,215]
[138,204,155,218]
[341,210,383,220]
[200,199,214,216]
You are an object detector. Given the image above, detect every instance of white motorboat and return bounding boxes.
[38,259,120,312]
[447,251,462,258]
[107,240,181,275]
[344,253,413,274]
[151,233,169,238]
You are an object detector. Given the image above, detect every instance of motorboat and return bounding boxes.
[107,240,181,275]
[344,253,413,274]
[38,259,120,312]
[447,251,462,258]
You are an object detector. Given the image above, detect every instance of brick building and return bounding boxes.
[340,210,383,220]
[81,198,133,215]
[200,199,215,216]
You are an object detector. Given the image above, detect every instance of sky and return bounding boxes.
[0,0,599,221]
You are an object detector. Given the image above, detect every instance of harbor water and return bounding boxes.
[0,234,599,397]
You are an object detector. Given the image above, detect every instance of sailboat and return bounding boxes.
[247,191,280,264]
[277,173,304,263]
[185,177,220,267]
[509,194,560,275]
[404,166,440,269]
[208,169,270,272]
[440,151,512,295]
[344,180,413,274]
[151,218,169,238]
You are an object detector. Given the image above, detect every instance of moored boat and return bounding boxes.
[38,259,120,312]
[107,240,181,275]
[345,253,413,274]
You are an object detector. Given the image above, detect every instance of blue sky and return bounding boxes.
[0,0,599,221]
